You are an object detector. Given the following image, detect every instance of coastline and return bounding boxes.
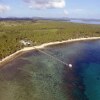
[0,37,100,66]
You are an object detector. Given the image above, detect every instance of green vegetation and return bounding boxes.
[0,20,100,59]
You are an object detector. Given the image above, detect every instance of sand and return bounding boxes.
[0,37,100,66]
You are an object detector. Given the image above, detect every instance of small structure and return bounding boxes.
[69,64,72,68]
[20,39,33,46]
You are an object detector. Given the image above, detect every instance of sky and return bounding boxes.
[0,0,100,18]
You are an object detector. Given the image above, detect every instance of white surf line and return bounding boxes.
[0,37,100,66]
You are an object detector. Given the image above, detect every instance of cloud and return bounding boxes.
[0,4,10,13]
[23,0,65,9]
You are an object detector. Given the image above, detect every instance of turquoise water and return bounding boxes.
[0,40,100,100]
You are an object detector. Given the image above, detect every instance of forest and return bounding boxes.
[0,20,100,59]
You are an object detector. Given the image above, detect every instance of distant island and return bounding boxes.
[0,17,100,21]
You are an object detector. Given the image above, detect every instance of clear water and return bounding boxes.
[0,40,100,100]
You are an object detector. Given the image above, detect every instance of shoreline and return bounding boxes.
[0,37,100,66]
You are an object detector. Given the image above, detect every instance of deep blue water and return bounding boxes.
[0,40,100,100]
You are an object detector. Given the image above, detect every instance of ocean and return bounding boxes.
[69,19,100,25]
[0,40,100,100]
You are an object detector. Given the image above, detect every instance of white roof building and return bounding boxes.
[20,40,32,46]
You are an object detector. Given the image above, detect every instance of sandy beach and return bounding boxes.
[0,37,100,66]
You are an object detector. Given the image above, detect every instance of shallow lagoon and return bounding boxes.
[0,40,100,100]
